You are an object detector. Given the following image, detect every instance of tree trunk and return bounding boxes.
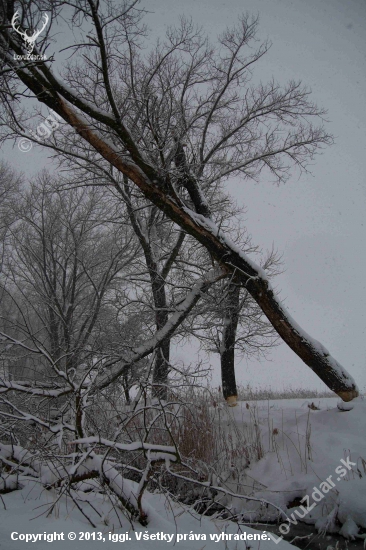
[122,178,171,400]
[150,271,170,400]
[220,280,240,406]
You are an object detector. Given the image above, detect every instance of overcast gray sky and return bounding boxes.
[145,0,366,392]
[1,0,365,392]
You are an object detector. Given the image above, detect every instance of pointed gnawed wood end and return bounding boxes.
[226,395,238,407]
[337,389,359,402]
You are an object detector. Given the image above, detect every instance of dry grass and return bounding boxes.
[214,383,335,402]
[80,382,336,507]
[87,383,330,470]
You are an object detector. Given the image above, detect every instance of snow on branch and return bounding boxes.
[73,436,179,462]
[96,266,225,389]
[0,380,71,397]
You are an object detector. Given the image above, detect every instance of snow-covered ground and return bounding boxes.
[0,477,293,549]
[1,396,365,548]
[219,397,366,541]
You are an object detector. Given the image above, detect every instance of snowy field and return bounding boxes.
[1,396,365,550]
[222,397,366,537]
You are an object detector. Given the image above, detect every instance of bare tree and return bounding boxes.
[120,176,185,399]
[96,172,279,404]
[0,173,143,435]
[0,0,358,401]
[0,172,226,519]
[0,161,20,270]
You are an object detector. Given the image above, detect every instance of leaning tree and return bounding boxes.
[0,0,358,402]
